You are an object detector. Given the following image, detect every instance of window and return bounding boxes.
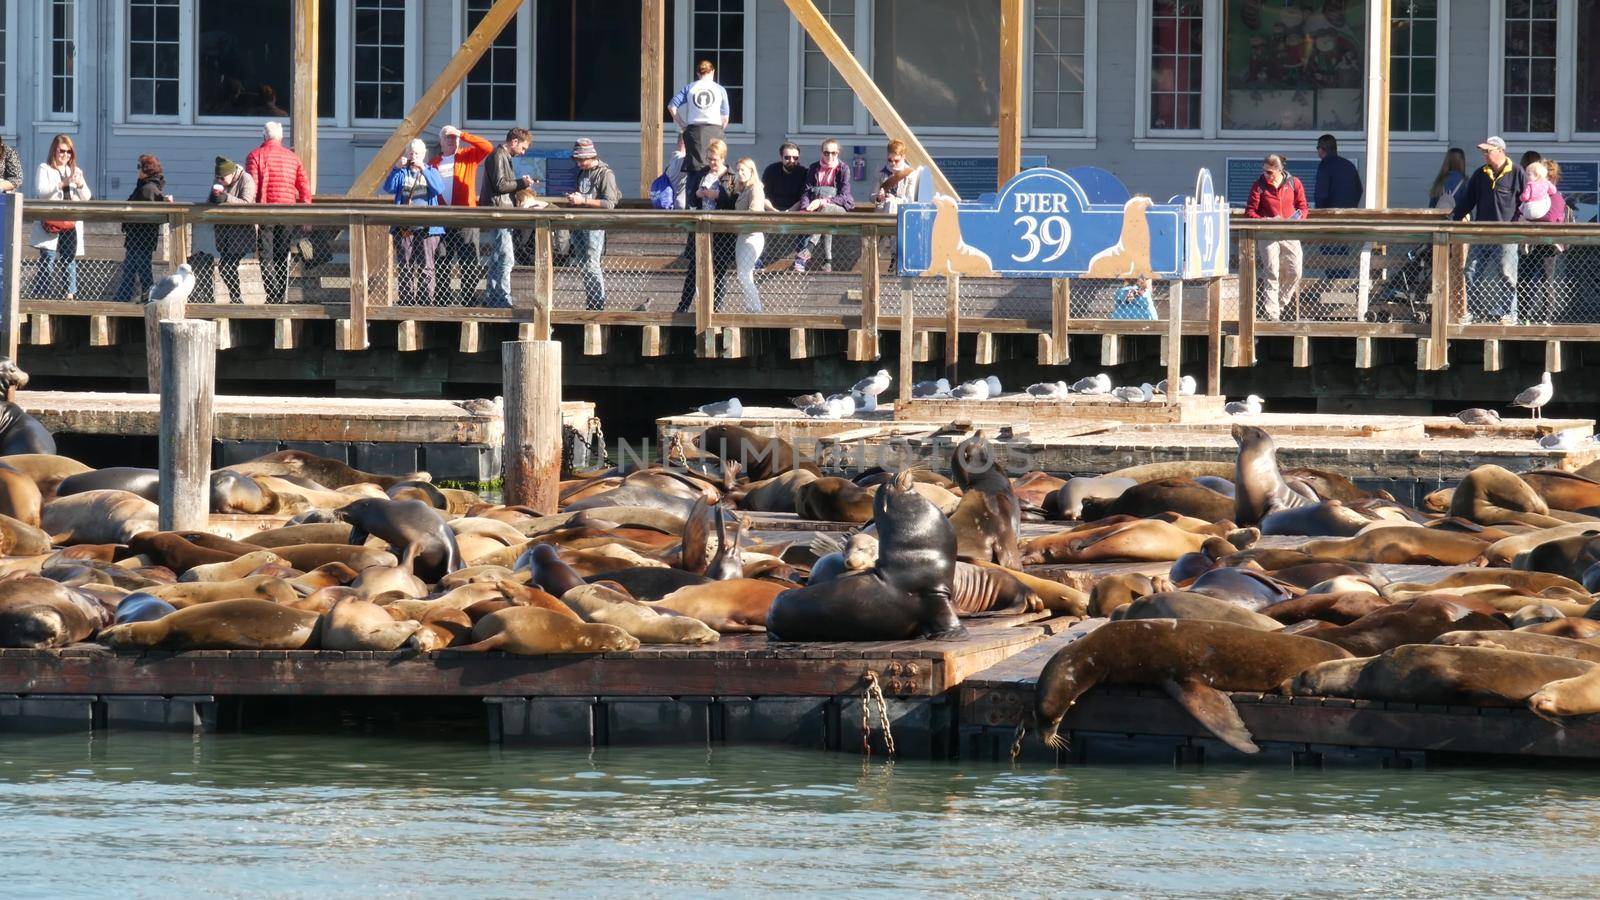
[1502,0,1556,133]
[1221,0,1365,132]
[1391,1,1439,133]
[800,0,855,128]
[354,0,405,120]
[1148,0,1201,131]
[1031,0,1088,132]
[537,0,651,122]
[873,0,1000,129]
[1573,2,1600,130]
[129,0,179,117]
[690,0,744,125]
[49,0,75,116]
[465,0,518,122]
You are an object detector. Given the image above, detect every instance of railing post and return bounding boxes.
[502,339,562,515]
[0,192,20,364]
[167,208,191,273]
[1205,277,1223,396]
[158,320,216,532]
[1428,233,1451,370]
[944,273,961,384]
[898,284,914,407]
[533,220,553,340]
[1044,277,1070,365]
[695,223,715,356]
[858,226,880,360]
[1236,236,1257,366]
[346,214,369,350]
[1166,280,1183,406]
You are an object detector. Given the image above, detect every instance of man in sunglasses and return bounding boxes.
[761,142,807,262]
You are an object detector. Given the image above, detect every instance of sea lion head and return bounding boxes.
[0,358,29,393]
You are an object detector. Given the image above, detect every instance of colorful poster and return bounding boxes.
[1222,0,1365,131]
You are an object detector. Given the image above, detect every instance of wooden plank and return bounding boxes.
[292,0,319,192]
[27,314,52,347]
[859,228,880,359]
[1100,333,1123,367]
[1237,237,1257,365]
[166,210,191,271]
[642,324,665,357]
[89,315,115,347]
[694,226,713,355]
[1429,237,1450,368]
[1355,335,1375,369]
[912,329,931,362]
[1483,338,1503,372]
[347,0,522,196]
[273,317,302,350]
[789,327,808,360]
[0,193,19,362]
[1044,277,1069,365]
[639,0,666,198]
[1546,339,1564,373]
[459,320,481,354]
[214,318,234,351]
[998,0,1025,188]
[944,274,961,383]
[974,331,995,366]
[532,221,553,340]
[898,286,914,405]
[782,0,958,198]
[721,325,745,359]
[1165,280,1182,406]
[583,323,608,356]
[346,215,369,350]
[1292,334,1310,368]
[395,320,421,352]
[1205,278,1222,395]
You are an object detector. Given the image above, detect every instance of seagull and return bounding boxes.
[984,375,1004,397]
[1070,373,1112,395]
[1455,408,1501,426]
[698,398,743,418]
[950,378,991,400]
[1224,394,1264,415]
[147,263,195,305]
[1538,431,1590,450]
[850,369,892,411]
[456,397,502,417]
[789,392,826,410]
[1513,371,1554,420]
[802,394,855,419]
[1025,381,1070,399]
[1156,375,1198,396]
[911,377,951,398]
[1112,383,1154,403]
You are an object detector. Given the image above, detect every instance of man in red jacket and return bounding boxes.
[429,125,493,306]
[244,121,312,304]
[1243,153,1308,321]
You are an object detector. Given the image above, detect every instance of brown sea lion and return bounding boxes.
[1449,465,1568,528]
[1088,573,1157,618]
[651,579,787,633]
[696,425,803,482]
[1112,591,1284,630]
[1484,522,1600,567]
[949,489,1021,569]
[0,468,42,526]
[245,523,356,549]
[1014,471,1068,511]
[1104,461,1236,483]
[1035,619,1351,754]
[734,468,819,514]
[43,490,160,545]
[99,598,319,650]
[1436,629,1600,662]
[1051,476,1137,520]
[561,584,719,644]
[795,477,875,523]
[144,575,300,609]
[315,597,420,651]
[1086,478,1233,523]
[1298,529,1489,566]
[0,514,51,556]
[1,453,93,496]
[210,470,277,514]
[453,605,639,654]
[1021,519,1240,565]
[0,576,110,647]
[1280,467,1372,503]
[950,562,1042,616]
[227,450,420,489]
[288,562,359,593]
[1233,425,1316,527]
[1513,533,1600,581]
[1259,592,1391,626]
[493,579,583,621]
[1290,645,1593,711]
[271,543,398,573]
[1520,470,1600,513]
[972,561,1087,616]
[1310,596,1506,656]
[178,551,288,584]
[1519,617,1600,639]
[124,532,239,574]
[1387,568,1583,597]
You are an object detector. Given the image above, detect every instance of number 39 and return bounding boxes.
[1012,215,1072,264]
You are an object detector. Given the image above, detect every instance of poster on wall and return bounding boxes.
[1222,0,1365,132]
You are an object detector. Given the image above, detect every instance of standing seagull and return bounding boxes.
[147,263,196,305]
[1512,371,1554,420]
[850,369,892,412]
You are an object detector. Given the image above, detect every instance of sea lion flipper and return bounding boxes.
[1162,678,1259,754]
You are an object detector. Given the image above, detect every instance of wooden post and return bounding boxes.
[158,321,216,531]
[898,285,914,406]
[167,210,191,271]
[144,290,187,392]
[1166,281,1183,407]
[1205,279,1222,395]
[695,225,714,355]
[640,0,666,198]
[1428,235,1450,370]
[502,340,562,515]
[293,0,319,193]
[533,221,554,340]
[784,0,959,198]
[998,0,1025,188]
[1362,0,1391,209]
[859,228,880,360]
[348,0,522,196]
[1237,237,1257,366]
[346,214,369,350]
[1043,277,1070,364]
[0,192,20,363]
[944,274,960,383]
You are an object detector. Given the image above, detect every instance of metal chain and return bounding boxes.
[667,432,688,469]
[861,671,896,759]
[1010,722,1026,764]
[586,416,609,468]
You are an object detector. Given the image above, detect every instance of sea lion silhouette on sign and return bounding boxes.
[922,194,995,277]
[1086,195,1155,278]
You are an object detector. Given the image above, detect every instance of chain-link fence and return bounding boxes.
[22,219,171,302]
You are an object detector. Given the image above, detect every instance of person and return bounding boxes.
[872,139,920,265]
[1428,147,1468,210]
[1520,150,1543,171]
[1109,276,1157,320]
[479,127,535,308]
[382,139,448,306]
[114,155,171,302]
[1242,153,1307,321]
[194,156,257,304]
[668,60,730,201]
[1452,136,1526,325]
[676,138,736,314]
[733,157,777,313]
[0,135,21,193]
[428,125,494,306]
[244,121,312,304]
[30,134,90,300]
[761,142,807,260]
[1521,159,1568,324]
[564,138,620,311]
[1520,161,1556,221]
[1313,134,1362,208]
[794,139,854,273]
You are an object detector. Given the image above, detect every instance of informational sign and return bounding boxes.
[932,154,1050,199]
[517,149,578,197]
[1555,161,1598,222]
[896,167,1229,279]
[1225,156,1359,208]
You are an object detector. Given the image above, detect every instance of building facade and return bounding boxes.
[3,1,1594,212]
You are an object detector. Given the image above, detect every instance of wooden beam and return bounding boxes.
[944,274,960,383]
[1165,281,1182,406]
[292,0,319,193]
[1362,0,1391,209]
[1205,279,1222,395]
[346,215,369,350]
[640,0,666,198]
[1237,238,1257,366]
[998,0,1025,188]
[0,193,20,363]
[1429,237,1450,370]
[898,286,914,406]
[783,0,958,198]
[859,229,880,360]
[642,325,665,357]
[532,221,553,340]
[347,0,522,196]
[789,327,809,360]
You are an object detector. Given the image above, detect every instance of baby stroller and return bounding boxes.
[1366,245,1433,324]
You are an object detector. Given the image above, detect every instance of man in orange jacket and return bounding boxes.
[428,125,493,306]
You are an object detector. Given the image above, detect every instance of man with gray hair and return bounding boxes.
[244,121,312,303]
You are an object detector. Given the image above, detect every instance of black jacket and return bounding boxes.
[1451,160,1525,223]
[123,174,167,246]
[480,145,520,208]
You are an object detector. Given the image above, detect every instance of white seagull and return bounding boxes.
[850,369,892,412]
[698,397,744,418]
[1070,373,1112,395]
[984,375,1004,397]
[950,378,992,400]
[147,263,196,305]
[1156,375,1198,396]
[801,393,857,419]
[911,377,951,398]
[1112,383,1154,403]
[1025,381,1071,399]
[1224,394,1264,416]
[1513,371,1554,420]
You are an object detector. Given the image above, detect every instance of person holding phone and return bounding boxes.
[1243,153,1307,321]
[382,139,448,306]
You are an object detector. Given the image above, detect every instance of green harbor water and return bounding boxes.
[4,732,1600,897]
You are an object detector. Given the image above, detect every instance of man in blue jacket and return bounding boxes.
[1314,135,1363,209]
[1451,136,1526,324]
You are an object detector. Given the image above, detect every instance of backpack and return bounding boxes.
[649,171,676,210]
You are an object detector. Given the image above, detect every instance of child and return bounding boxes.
[1109,276,1158,320]
[1520,161,1555,221]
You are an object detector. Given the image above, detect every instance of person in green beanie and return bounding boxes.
[193,155,257,304]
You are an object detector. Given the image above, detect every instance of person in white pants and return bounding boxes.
[733,157,777,312]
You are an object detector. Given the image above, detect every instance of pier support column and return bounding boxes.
[158,321,217,531]
[502,340,562,515]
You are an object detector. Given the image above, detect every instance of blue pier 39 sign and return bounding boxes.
[897,167,1229,280]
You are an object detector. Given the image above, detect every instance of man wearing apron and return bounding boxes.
[668,60,731,200]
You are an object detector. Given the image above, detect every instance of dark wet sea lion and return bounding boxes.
[1035,619,1350,754]
[175,532,271,556]
[453,606,639,654]
[56,467,159,501]
[1290,645,1593,710]
[386,479,448,509]
[1435,630,1600,662]
[697,424,802,482]
[0,402,56,455]
[1280,468,1371,503]
[1311,596,1506,656]
[1516,534,1600,581]
[1169,537,1237,584]
[1187,566,1295,610]
[100,598,319,650]
[1233,424,1315,526]
[767,469,962,642]
[227,450,419,489]
[1112,591,1284,630]
[0,576,110,647]
[1193,475,1236,497]
[112,592,178,625]
[949,489,1021,568]
[585,566,712,601]
[1449,465,1567,528]
[1258,592,1391,626]
[519,543,588,597]
[1085,478,1233,523]
[794,477,875,523]
[564,485,698,516]
[1259,501,1374,537]
[337,498,462,582]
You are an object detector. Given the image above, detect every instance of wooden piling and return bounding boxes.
[1165,281,1182,406]
[144,290,188,393]
[898,286,914,405]
[502,340,562,515]
[158,321,216,531]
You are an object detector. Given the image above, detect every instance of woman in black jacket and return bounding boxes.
[114,155,171,301]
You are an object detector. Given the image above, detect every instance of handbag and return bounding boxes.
[649,171,676,210]
[43,177,76,234]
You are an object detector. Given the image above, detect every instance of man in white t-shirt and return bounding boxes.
[668,60,730,192]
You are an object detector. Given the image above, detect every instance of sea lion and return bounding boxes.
[1520,470,1600,513]
[1298,529,1489,566]
[1515,534,1600,581]
[336,498,462,583]
[1436,629,1600,663]
[562,584,720,644]
[42,490,160,545]
[0,576,110,647]
[1310,596,1506,656]
[650,579,787,633]
[563,484,697,516]
[950,562,1043,616]
[1511,603,1567,629]
[227,450,419,489]
[734,469,819,513]
[0,402,55,455]
[949,490,1021,568]
[493,579,583,621]
[1106,460,1236,484]
[1035,619,1350,754]
[210,470,276,514]
[1088,573,1157,618]
[1169,537,1236,584]
[177,551,287,584]
[351,558,429,599]
[924,192,997,276]
[144,575,299,608]
[1258,591,1390,626]
[1014,471,1069,511]
[264,543,397,573]
[1020,519,1240,565]
[585,567,710,602]
[1449,465,1567,528]
[1289,645,1594,710]
[56,467,159,501]
[99,598,319,650]
[1085,478,1234,523]
[1259,501,1374,537]
[1387,568,1582,597]
[0,514,51,556]
[1112,591,1284,630]
[767,469,963,642]
[518,543,589,598]
[453,605,639,654]
[0,468,41,526]
[315,597,420,651]
[112,592,178,625]
[1187,567,1294,610]
[696,424,803,482]
[807,532,879,586]
[1484,522,1600,567]
[1052,477,1136,520]
[1232,424,1315,526]
[972,561,1088,616]
[0,453,92,496]
[245,522,357,549]
[794,478,875,523]
[1520,617,1600,639]
[386,479,448,509]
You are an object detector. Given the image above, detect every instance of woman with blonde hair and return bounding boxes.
[733,157,777,312]
[31,134,90,299]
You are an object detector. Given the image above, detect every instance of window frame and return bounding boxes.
[455,0,532,129]
[672,0,759,133]
[786,0,869,137]
[1389,0,1449,139]
[349,0,414,127]
[42,0,78,122]
[1488,0,1600,143]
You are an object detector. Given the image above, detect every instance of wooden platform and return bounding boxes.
[896,393,1227,424]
